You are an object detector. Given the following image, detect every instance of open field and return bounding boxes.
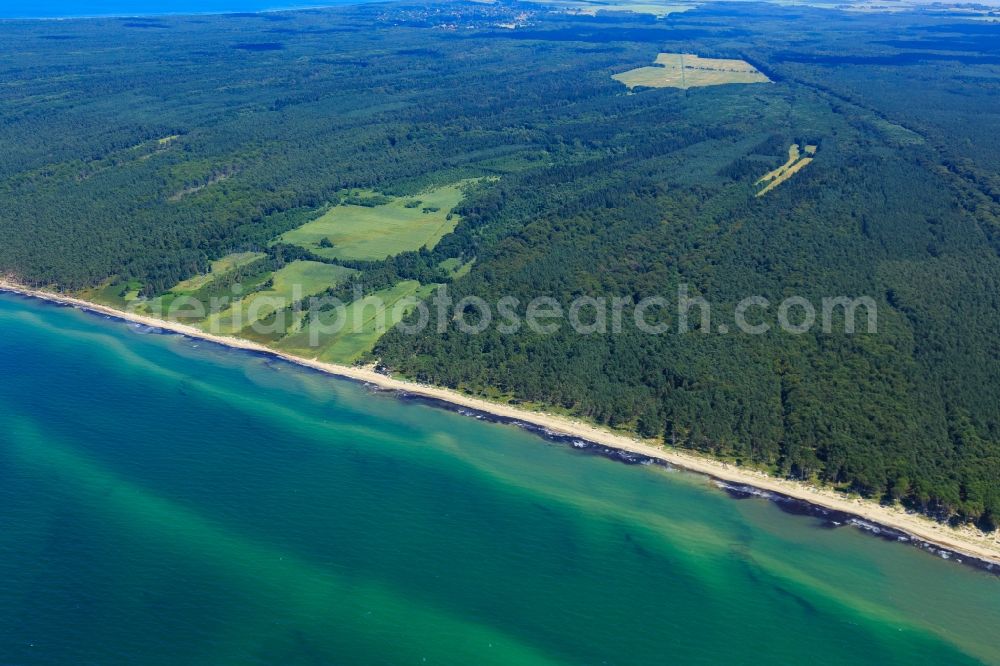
[439,257,475,279]
[77,279,144,308]
[172,252,266,293]
[200,261,356,336]
[613,53,771,90]
[277,184,465,261]
[138,251,269,318]
[757,157,813,196]
[278,280,436,364]
[757,144,802,184]
[756,143,815,196]
[522,0,697,17]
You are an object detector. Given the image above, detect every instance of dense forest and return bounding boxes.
[1,1,999,528]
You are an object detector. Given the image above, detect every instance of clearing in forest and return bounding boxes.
[278,280,436,364]
[172,252,266,293]
[77,279,145,308]
[613,53,771,90]
[524,0,696,17]
[439,257,475,279]
[135,251,268,317]
[755,143,816,197]
[277,183,465,261]
[200,261,356,336]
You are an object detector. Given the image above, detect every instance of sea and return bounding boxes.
[1,291,999,665]
[0,1,363,20]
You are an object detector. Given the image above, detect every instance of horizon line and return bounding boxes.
[0,2,376,22]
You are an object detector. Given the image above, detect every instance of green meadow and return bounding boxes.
[200,261,356,336]
[172,252,266,293]
[72,179,469,369]
[755,143,816,197]
[123,252,269,318]
[277,184,465,261]
[78,279,145,308]
[279,280,436,364]
[439,257,475,279]
[612,53,770,90]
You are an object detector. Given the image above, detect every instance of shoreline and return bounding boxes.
[0,4,350,22]
[2,279,999,572]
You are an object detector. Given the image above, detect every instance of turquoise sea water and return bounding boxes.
[0,1,360,19]
[1,291,999,665]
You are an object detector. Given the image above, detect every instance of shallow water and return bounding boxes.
[1,292,999,665]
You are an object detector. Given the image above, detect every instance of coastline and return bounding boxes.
[0,3,348,21]
[2,278,999,571]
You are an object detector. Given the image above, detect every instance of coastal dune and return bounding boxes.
[2,279,998,569]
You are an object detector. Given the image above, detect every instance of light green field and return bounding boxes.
[755,143,816,197]
[870,118,924,146]
[172,252,266,293]
[439,257,475,279]
[200,261,356,336]
[136,251,269,319]
[279,280,436,364]
[757,144,802,184]
[613,53,771,90]
[277,184,465,261]
[521,0,696,17]
[77,279,144,308]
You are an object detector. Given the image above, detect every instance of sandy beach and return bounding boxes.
[3,278,999,568]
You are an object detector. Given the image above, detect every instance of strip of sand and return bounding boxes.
[2,278,998,568]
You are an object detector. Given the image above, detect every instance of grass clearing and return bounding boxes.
[172,252,266,293]
[613,53,771,90]
[756,144,802,185]
[279,281,436,364]
[755,143,815,197]
[439,257,475,279]
[139,251,268,317]
[200,261,356,336]
[277,184,466,261]
[522,0,696,17]
[77,279,143,308]
[869,118,924,147]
